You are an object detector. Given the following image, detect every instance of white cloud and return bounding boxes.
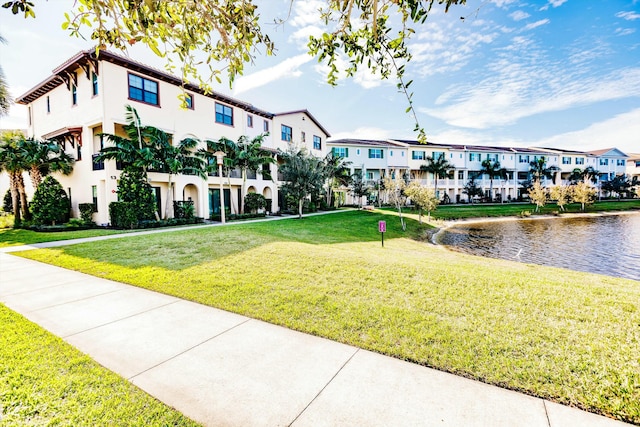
[233,54,313,94]
[421,40,640,130]
[616,28,636,36]
[616,11,640,21]
[490,0,518,7]
[329,127,395,141]
[523,19,550,31]
[549,0,568,7]
[528,108,640,154]
[510,11,530,21]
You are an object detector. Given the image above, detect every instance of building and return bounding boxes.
[625,154,640,181]
[11,49,330,224]
[326,139,630,204]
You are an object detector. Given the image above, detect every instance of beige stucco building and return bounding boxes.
[12,49,330,224]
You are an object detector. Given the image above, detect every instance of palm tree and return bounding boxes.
[235,134,274,213]
[571,166,599,184]
[201,137,240,215]
[18,138,74,189]
[278,147,325,218]
[0,133,29,222]
[480,159,507,202]
[420,155,454,198]
[147,128,206,218]
[0,35,12,117]
[94,105,156,173]
[529,157,559,184]
[323,151,352,207]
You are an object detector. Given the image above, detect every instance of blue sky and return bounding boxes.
[1,0,639,154]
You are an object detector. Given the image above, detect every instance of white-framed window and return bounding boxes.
[576,157,584,165]
[562,157,571,165]
[313,135,321,150]
[470,153,481,162]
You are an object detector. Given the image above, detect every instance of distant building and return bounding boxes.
[327,139,629,204]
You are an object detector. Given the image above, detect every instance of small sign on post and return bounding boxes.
[378,220,386,247]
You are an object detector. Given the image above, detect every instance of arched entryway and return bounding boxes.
[182,184,199,216]
[263,187,273,213]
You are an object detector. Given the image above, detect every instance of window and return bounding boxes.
[281,124,292,142]
[215,103,233,125]
[636,161,640,167]
[518,155,530,163]
[432,151,445,160]
[412,151,425,160]
[313,135,321,150]
[77,144,82,161]
[487,154,498,162]
[458,170,464,180]
[367,171,374,180]
[562,157,571,165]
[390,151,393,157]
[92,185,98,212]
[301,131,306,142]
[27,106,31,126]
[71,83,77,106]
[599,158,609,166]
[576,157,584,165]
[46,96,50,113]
[332,147,348,158]
[356,149,361,156]
[368,149,383,159]
[185,93,194,110]
[92,72,98,96]
[401,151,404,157]
[470,153,481,162]
[264,120,269,132]
[616,159,625,166]
[247,114,253,127]
[128,73,159,105]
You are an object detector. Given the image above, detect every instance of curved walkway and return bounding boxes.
[0,214,632,426]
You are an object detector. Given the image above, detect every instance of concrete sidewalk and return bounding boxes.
[0,252,631,426]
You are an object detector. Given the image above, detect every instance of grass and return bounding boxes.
[14,210,640,424]
[0,304,200,426]
[0,227,136,248]
[423,199,640,220]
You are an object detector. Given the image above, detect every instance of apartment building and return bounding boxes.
[12,49,330,224]
[327,139,629,204]
[627,154,640,181]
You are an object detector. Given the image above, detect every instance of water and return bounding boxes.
[438,213,640,281]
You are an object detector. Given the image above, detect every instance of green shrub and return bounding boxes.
[173,201,195,219]
[117,167,157,221]
[244,193,267,213]
[79,203,95,224]
[3,190,18,213]
[109,201,138,229]
[30,176,70,226]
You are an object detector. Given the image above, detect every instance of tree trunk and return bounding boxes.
[241,169,246,214]
[298,198,303,219]
[14,173,30,220]
[8,172,21,223]
[226,171,237,215]
[164,175,174,219]
[30,166,43,189]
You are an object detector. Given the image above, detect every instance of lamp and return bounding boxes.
[213,151,226,224]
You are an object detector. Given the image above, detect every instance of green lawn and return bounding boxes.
[422,199,640,220]
[14,210,640,424]
[0,304,200,426]
[0,227,135,248]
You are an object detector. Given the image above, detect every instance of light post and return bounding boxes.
[214,151,226,224]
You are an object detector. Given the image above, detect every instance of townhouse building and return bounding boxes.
[327,139,629,204]
[12,49,330,224]
[627,154,640,181]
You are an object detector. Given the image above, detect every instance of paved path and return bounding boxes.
[0,218,633,426]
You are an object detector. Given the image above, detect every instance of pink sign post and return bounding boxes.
[378,220,386,247]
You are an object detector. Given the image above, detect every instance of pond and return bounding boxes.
[437,213,640,281]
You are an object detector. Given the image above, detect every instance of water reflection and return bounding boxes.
[439,213,640,281]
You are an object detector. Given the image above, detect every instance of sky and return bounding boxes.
[1,0,639,154]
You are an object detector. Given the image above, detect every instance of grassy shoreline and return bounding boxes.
[13,210,640,424]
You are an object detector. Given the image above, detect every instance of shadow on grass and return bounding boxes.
[33,210,431,271]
